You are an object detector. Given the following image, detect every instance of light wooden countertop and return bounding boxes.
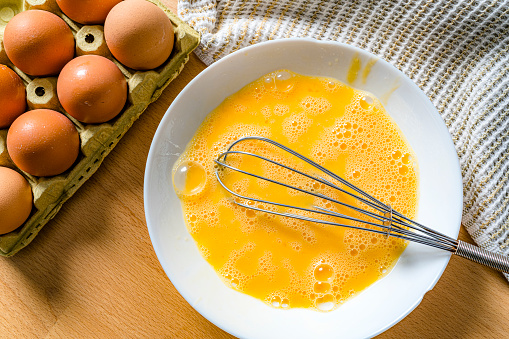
[1,1,508,337]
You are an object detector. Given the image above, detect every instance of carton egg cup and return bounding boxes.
[0,0,200,256]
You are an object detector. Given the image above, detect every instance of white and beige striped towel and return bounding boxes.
[178,0,509,277]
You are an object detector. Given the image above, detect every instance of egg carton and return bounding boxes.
[0,0,200,256]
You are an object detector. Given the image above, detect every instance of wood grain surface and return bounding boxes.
[1,1,508,338]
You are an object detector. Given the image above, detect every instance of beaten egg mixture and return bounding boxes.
[172,70,418,311]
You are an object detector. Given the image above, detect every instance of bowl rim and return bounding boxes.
[144,37,463,339]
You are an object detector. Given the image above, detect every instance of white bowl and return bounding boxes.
[144,38,463,339]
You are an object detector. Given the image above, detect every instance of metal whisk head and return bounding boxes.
[214,136,458,253]
[213,136,509,273]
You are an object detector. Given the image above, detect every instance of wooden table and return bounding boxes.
[2,1,508,337]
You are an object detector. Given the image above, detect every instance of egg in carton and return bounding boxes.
[0,0,200,256]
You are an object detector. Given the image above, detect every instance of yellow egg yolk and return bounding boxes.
[173,70,419,312]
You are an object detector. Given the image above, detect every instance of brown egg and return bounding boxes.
[56,0,122,24]
[57,55,127,124]
[7,109,80,177]
[104,0,174,70]
[3,10,75,76]
[0,64,26,128]
[0,166,32,235]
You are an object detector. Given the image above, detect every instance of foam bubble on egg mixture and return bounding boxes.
[172,70,419,312]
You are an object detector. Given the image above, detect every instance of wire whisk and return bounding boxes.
[214,136,509,274]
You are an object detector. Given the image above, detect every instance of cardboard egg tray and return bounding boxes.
[0,0,200,256]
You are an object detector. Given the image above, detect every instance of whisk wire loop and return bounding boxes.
[214,152,389,227]
[214,136,509,273]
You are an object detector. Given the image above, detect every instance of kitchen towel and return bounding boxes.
[178,0,509,277]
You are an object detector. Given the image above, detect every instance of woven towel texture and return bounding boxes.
[178,0,509,269]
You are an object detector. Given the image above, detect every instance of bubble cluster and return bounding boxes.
[183,201,221,234]
[233,103,247,114]
[289,241,302,252]
[274,104,290,116]
[198,245,211,259]
[300,96,332,115]
[173,70,419,312]
[258,251,278,280]
[282,112,312,143]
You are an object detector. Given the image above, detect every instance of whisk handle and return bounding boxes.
[455,240,509,273]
